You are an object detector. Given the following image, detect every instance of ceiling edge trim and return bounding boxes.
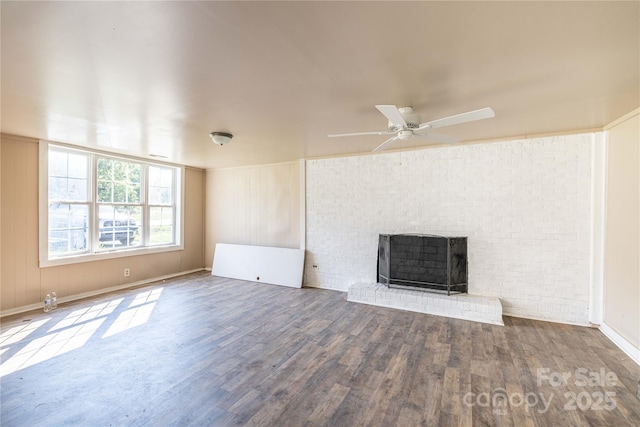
[604,108,640,131]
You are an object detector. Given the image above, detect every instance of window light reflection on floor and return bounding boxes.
[0,318,105,377]
[0,288,164,377]
[102,302,157,338]
[129,288,163,308]
[0,318,51,348]
[49,298,123,332]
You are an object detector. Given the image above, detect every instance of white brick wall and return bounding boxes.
[304,134,593,325]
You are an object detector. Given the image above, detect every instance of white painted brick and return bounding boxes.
[347,283,504,325]
[306,134,593,325]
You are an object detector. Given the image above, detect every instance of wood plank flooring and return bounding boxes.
[1,271,639,426]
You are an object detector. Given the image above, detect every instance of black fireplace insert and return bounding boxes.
[377,234,468,295]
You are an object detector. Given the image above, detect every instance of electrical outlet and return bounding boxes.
[124,268,130,277]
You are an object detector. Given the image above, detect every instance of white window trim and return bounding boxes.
[39,140,185,268]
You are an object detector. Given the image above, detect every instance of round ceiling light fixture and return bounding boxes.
[210,131,233,146]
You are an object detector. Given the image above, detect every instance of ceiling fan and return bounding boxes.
[328,105,495,152]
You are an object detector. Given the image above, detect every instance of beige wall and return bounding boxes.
[0,134,205,313]
[603,111,640,348]
[205,161,302,268]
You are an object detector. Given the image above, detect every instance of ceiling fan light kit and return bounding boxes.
[210,131,233,146]
[329,105,495,152]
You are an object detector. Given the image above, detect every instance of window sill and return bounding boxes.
[40,244,184,268]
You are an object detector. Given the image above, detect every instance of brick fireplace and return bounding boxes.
[349,233,504,325]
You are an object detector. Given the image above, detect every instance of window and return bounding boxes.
[47,149,90,256]
[148,165,175,246]
[40,142,183,266]
[96,157,142,249]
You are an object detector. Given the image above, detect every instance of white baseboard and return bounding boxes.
[501,312,591,328]
[0,268,206,318]
[599,322,640,366]
[303,283,348,292]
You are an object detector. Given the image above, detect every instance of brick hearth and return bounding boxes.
[348,282,503,325]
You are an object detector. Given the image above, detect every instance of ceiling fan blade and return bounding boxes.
[372,136,399,152]
[418,107,495,130]
[413,132,461,144]
[328,131,394,138]
[375,105,407,128]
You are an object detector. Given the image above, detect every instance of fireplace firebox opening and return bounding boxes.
[377,234,468,295]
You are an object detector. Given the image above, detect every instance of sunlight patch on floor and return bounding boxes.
[49,298,123,332]
[0,318,51,348]
[0,318,105,377]
[0,288,163,377]
[103,302,157,338]
[129,288,163,308]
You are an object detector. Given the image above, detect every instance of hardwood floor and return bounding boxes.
[1,271,639,426]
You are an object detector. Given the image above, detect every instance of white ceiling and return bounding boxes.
[2,1,638,169]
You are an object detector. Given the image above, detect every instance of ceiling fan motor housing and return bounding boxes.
[388,107,420,132]
[398,130,414,140]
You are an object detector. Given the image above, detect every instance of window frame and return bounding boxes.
[146,164,178,247]
[39,141,184,267]
[46,146,92,257]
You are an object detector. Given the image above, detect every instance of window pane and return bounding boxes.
[97,158,112,181]
[48,150,89,202]
[149,186,167,205]
[49,150,67,177]
[113,183,127,203]
[149,166,173,205]
[48,204,88,256]
[97,181,112,203]
[98,205,141,249]
[68,178,87,202]
[97,157,141,204]
[49,177,67,200]
[130,166,141,186]
[49,150,67,176]
[68,154,87,179]
[128,182,141,204]
[149,207,173,245]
